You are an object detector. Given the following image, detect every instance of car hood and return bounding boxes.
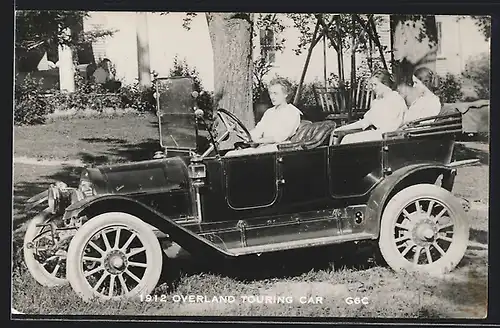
[88,156,192,195]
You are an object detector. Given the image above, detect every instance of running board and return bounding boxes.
[227,232,375,256]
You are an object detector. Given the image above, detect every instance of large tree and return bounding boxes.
[206,13,255,128]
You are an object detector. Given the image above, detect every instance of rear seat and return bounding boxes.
[383,105,463,139]
[278,120,337,151]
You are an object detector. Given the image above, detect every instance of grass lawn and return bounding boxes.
[14,113,160,164]
[11,115,489,318]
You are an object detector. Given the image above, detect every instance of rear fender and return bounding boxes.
[364,163,455,239]
[65,195,235,259]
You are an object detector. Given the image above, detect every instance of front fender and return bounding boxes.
[364,163,455,239]
[64,195,235,259]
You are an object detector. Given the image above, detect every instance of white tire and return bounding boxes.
[66,212,163,301]
[23,212,68,287]
[379,184,469,275]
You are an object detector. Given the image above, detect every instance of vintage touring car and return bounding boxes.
[23,77,480,302]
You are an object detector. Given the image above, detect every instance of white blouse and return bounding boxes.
[403,93,442,124]
[250,103,303,143]
[359,91,407,133]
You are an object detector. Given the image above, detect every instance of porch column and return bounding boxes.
[136,12,151,86]
[58,44,75,92]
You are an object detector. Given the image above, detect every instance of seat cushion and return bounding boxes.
[278,120,337,151]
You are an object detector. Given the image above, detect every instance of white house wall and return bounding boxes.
[84,12,215,90]
[435,15,490,76]
[147,13,214,90]
[84,12,139,84]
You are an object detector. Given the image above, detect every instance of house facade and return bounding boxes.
[81,13,489,91]
[434,15,490,76]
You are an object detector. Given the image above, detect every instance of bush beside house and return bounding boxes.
[462,52,490,101]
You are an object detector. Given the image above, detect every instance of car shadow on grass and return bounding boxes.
[158,241,384,289]
[76,138,161,164]
[435,255,488,316]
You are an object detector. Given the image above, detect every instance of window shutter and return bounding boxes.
[91,23,107,61]
[259,29,276,64]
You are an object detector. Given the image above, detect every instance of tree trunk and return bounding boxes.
[206,13,255,128]
[136,12,151,87]
[350,15,356,87]
[293,20,321,106]
[368,16,389,72]
[323,33,327,87]
[336,17,344,85]
[350,15,356,119]
[390,15,438,86]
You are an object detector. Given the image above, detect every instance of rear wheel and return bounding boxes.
[66,212,163,301]
[379,184,469,275]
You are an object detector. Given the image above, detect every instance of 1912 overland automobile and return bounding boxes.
[23,77,480,302]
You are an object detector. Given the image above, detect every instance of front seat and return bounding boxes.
[278,120,337,151]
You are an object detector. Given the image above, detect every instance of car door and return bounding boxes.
[222,152,279,210]
[278,147,330,206]
[328,140,384,199]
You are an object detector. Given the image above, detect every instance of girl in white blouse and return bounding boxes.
[335,70,407,144]
[250,78,303,144]
[400,67,442,124]
[225,78,303,156]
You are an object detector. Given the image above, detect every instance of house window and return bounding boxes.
[436,21,443,56]
[260,29,276,64]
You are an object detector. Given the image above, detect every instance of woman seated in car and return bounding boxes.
[399,67,442,125]
[334,69,407,144]
[225,77,303,156]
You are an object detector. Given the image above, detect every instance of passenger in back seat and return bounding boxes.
[399,67,442,125]
[335,69,407,144]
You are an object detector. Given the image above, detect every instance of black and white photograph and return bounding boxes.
[12,10,490,319]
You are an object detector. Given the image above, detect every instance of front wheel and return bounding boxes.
[379,184,469,275]
[23,212,70,287]
[66,212,163,301]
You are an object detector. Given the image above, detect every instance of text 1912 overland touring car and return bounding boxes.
[23,77,479,302]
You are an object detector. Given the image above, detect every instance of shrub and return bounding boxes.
[253,56,273,105]
[118,82,155,112]
[434,73,463,103]
[169,55,204,92]
[168,55,214,119]
[462,52,490,100]
[294,81,321,110]
[14,73,50,125]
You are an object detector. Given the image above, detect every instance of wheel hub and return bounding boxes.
[411,218,437,246]
[104,250,128,274]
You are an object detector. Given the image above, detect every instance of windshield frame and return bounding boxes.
[153,76,203,155]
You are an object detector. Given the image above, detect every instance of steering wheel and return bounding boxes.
[215,108,253,144]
